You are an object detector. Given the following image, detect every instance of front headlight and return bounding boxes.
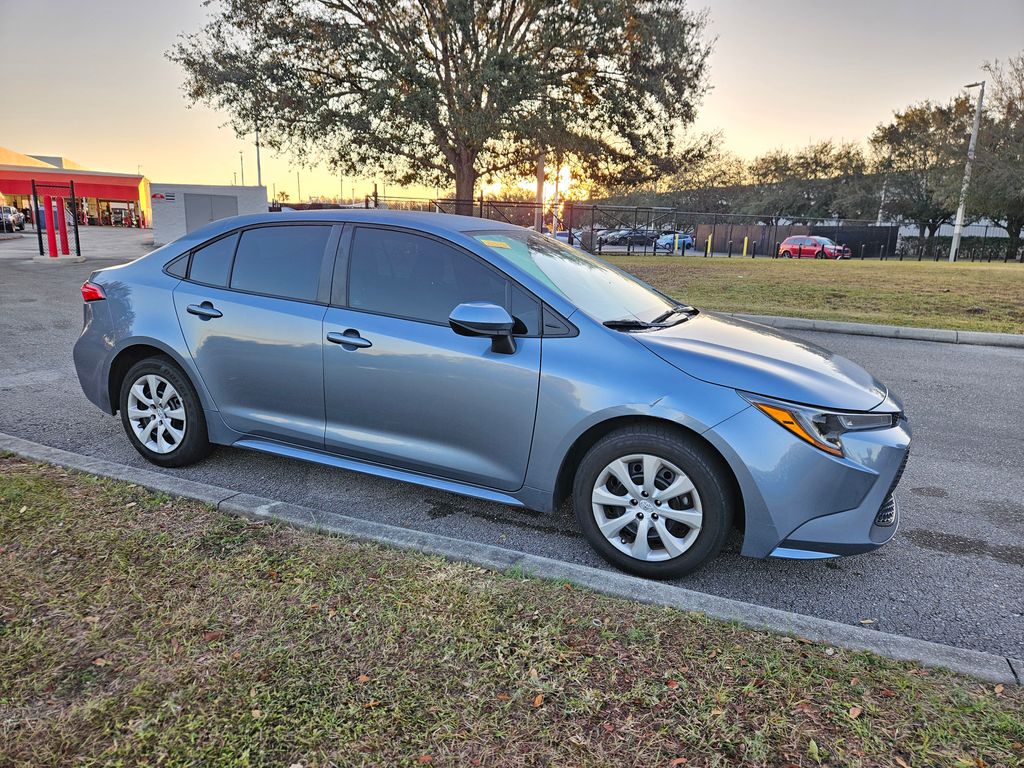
[739,392,899,457]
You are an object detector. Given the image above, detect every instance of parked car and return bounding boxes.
[1,205,25,232]
[653,232,695,252]
[602,227,657,246]
[778,235,851,259]
[553,229,586,248]
[73,211,910,579]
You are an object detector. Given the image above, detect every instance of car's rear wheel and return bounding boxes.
[118,357,213,468]
[781,250,792,258]
[572,426,734,579]
[815,250,826,259]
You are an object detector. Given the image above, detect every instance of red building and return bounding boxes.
[0,147,150,227]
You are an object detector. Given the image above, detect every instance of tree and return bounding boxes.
[736,141,878,222]
[871,98,973,257]
[971,53,1024,261]
[169,0,713,212]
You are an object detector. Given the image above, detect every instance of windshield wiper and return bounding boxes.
[603,318,655,330]
[651,304,698,324]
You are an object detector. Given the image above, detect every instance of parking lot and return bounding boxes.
[1,241,1021,660]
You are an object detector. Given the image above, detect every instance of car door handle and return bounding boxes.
[186,302,222,319]
[327,330,372,349]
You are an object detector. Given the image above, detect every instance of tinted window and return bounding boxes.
[348,228,508,326]
[230,225,330,302]
[188,233,238,287]
[166,254,188,277]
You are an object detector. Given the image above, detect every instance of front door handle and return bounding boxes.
[327,330,372,349]
[186,302,222,319]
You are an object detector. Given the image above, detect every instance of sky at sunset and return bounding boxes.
[3,0,1022,201]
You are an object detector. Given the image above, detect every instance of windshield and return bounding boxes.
[472,230,675,323]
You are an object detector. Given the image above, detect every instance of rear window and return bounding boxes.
[230,225,331,302]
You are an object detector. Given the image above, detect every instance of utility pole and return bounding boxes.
[255,125,262,187]
[534,152,545,232]
[297,172,301,203]
[949,81,985,262]
[239,151,245,186]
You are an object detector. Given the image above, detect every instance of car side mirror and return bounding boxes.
[448,302,517,354]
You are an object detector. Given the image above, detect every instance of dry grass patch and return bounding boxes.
[1,456,1021,767]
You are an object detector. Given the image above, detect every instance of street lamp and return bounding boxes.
[239,151,246,186]
[949,81,985,262]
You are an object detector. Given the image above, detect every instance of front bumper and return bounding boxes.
[705,406,911,559]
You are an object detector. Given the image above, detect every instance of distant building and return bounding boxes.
[150,182,268,246]
[0,147,150,227]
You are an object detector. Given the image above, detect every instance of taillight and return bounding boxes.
[81,281,105,302]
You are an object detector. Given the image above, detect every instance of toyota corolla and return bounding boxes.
[73,211,910,578]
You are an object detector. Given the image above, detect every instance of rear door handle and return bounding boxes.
[186,302,223,319]
[327,330,372,349]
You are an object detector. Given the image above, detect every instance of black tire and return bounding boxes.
[572,425,735,579]
[815,251,825,259]
[781,250,792,258]
[118,357,214,468]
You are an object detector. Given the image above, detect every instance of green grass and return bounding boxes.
[1,456,1022,767]
[606,256,1024,333]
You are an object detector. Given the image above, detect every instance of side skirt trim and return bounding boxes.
[232,437,525,508]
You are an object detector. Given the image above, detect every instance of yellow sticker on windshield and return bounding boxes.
[479,238,511,249]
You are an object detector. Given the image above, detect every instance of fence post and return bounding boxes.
[31,179,44,256]
[69,180,82,257]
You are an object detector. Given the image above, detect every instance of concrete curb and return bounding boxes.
[2,432,1020,686]
[724,313,1024,349]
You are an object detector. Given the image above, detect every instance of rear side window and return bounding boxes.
[230,225,331,302]
[188,233,238,287]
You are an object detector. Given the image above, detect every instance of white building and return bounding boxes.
[150,183,268,246]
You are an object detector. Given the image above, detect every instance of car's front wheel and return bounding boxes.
[118,357,214,468]
[572,426,734,579]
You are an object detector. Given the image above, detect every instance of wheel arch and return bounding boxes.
[106,340,208,414]
[552,415,746,533]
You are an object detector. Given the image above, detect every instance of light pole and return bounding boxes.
[255,125,262,187]
[239,151,245,186]
[949,81,985,262]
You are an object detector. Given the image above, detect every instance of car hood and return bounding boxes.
[636,313,888,411]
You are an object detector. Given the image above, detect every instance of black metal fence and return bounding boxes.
[290,194,1022,263]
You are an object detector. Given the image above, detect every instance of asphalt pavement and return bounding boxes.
[1,250,1021,659]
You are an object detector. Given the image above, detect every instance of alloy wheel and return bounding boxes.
[127,374,186,454]
[591,454,703,562]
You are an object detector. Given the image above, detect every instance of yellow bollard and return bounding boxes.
[742,236,749,258]
[674,233,679,253]
[705,234,712,257]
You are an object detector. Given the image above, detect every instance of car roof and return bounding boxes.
[202,209,521,235]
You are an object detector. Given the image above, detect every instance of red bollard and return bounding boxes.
[56,197,70,255]
[44,195,58,258]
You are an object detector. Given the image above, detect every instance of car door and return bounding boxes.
[322,225,542,492]
[172,223,339,448]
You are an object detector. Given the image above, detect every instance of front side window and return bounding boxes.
[348,227,538,331]
[472,230,674,324]
[188,233,238,287]
[230,225,330,302]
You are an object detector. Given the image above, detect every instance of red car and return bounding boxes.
[778,235,850,259]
